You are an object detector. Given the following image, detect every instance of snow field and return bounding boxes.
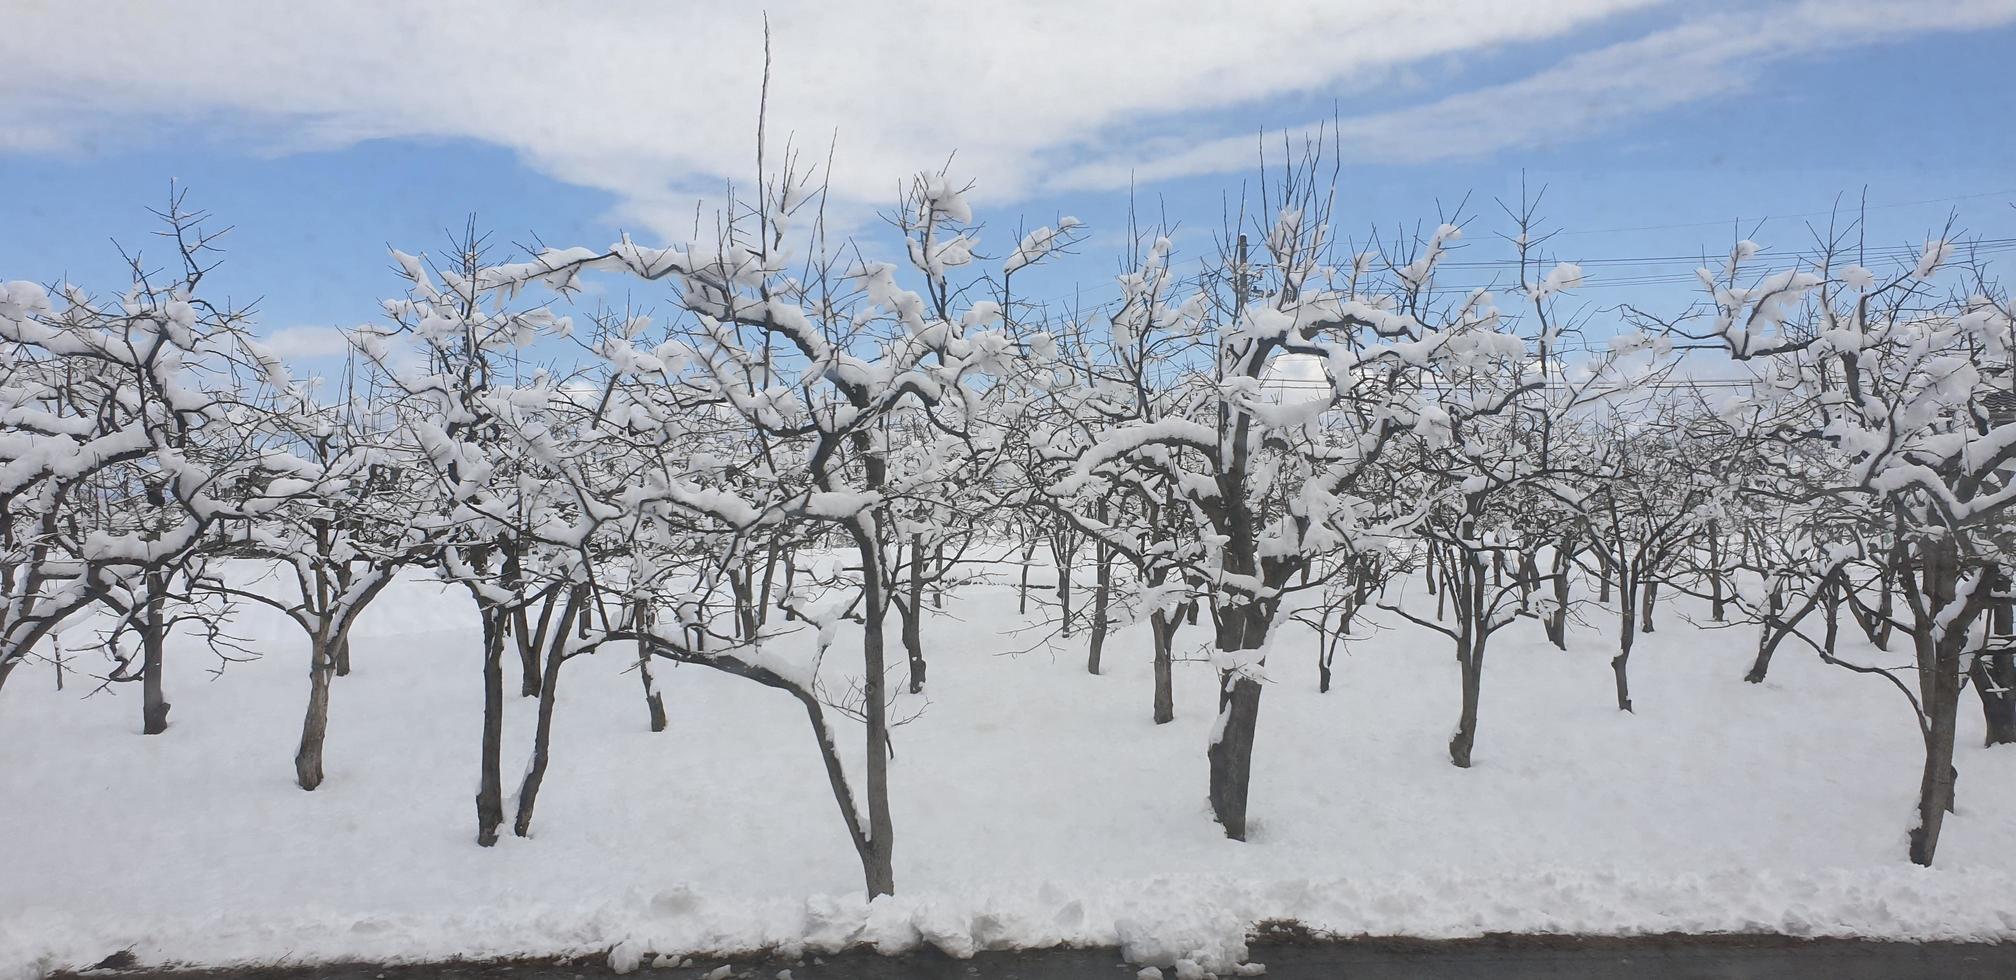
[3,568,2013,977]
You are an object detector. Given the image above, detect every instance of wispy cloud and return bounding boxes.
[2,0,2006,238]
[1046,0,2016,191]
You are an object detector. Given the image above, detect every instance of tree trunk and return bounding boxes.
[475,605,506,847]
[1911,651,1962,865]
[1861,564,1895,652]
[1908,540,1966,867]
[1317,612,1334,694]
[932,540,946,610]
[1018,538,1036,615]
[1872,570,1893,649]
[1544,542,1572,650]
[1450,626,1485,768]
[1973,575,2015,745]
[1055,541,1074,638]
[332,634,352,677]
[295,636,335,790]
[514,591,584,837]
[1435,557,1449,622]
[1087,516,1112,675]
[1970,653,2016,747]
[141,575,170,735]
[757,542,781,628]
[1206,602,1268,840]
[903,534,927,693]
[858,578,896,897]
[1707,522,1726,622]
[1744,585,1789,684]
[1821,579,1842,656]
[513,644,568,836]
[1613,591,1636,713]
[729,564,757,640]
[1639,579,1658,633]
[634,600,667,733]
[1150,609,1175,724]
[1208,672,1263,840]
[1449,551,1488,768]
[510,588,547,699]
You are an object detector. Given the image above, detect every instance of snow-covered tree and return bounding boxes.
[1657,228,2016,865]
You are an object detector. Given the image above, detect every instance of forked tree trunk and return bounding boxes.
[729,564,757,640]
[508,576,548,699]
[514,591,582,837]
[1150,609,1175,724]
[788,670,887,900]
[1206,602,1268,840]
[1451,635,1485,768]
[1448,551,1489,768]
[1544,541,1573,650]
[1851,561,1898,651]
[514,623,541,697]
[1745,585,1789,684]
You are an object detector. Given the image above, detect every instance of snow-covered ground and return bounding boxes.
[4,566,2015,978]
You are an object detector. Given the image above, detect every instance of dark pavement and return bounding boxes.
[69,936,2016,980]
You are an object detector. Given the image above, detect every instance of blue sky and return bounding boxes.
[3,0,2013,362]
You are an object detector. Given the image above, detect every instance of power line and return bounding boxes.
[1549,188,2016,238]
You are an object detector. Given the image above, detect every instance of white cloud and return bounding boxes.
[1,0,2007,238]
[0,0,1650,231]
[258,325,357,360]
[1048,0,2016,191]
